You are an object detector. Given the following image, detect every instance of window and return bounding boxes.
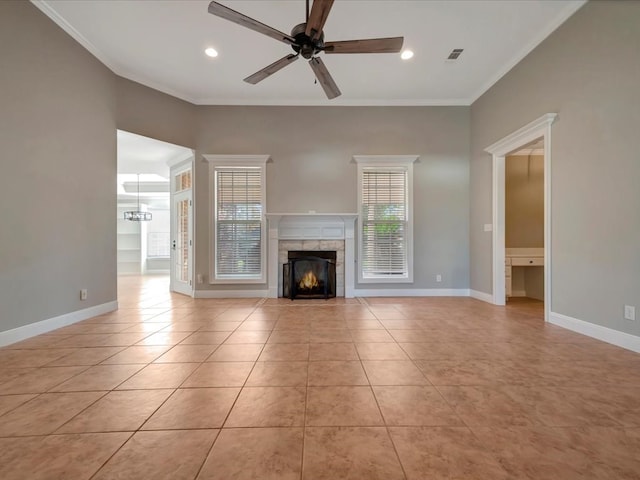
[175,170,192,192]
[147,232,170,258]
[204,155,269,283]
[354,155,417,283]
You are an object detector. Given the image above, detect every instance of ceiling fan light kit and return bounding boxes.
[207,0,404,99]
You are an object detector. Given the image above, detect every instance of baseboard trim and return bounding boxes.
[470,290,494,304]
[220,286,470,299]
[353,288,470,297]
[549,311,640,353]
[194,290,269,299]
[0,301,118,347]
[511,290,527,297]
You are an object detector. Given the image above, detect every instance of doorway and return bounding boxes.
[505,140,545,305]
[170,165,193,297]
[116,130,194,297]
[484,113,556,321]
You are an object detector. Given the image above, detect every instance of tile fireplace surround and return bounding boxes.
[266,214,357,298]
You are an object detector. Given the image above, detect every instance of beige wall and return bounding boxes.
[115,77,197,150]
[471,1,640,335]
[194,106,471,291]
[0,1,471,337]
[525,267,544,302]
[6,0,638,341]
[0,1,116,331]
[506,155,544,248]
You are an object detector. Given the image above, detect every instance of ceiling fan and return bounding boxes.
[207,0,404,99]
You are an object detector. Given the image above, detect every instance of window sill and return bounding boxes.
[209,277,266,285]
[358,276,413,284]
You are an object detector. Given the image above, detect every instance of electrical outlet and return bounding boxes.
[80,289,88,300]
[197,274,203,284]
[483,224,493,232]
[624,305,635,321]
[436,274,442,282]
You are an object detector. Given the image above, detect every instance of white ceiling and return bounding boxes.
[117,130,192,178]
[34,0,584,106]
[116,130,191,204]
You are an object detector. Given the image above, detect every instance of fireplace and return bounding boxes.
[283,251,336,300]
[266,213,357,298]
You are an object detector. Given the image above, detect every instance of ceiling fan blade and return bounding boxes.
[208,1,296,45]
[309,57,341,99]
[243,54,299,84]
[324,37,404,54]
[305,0,334,41]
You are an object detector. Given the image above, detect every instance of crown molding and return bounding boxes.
[192,98,472,107]
[469,0,587,104]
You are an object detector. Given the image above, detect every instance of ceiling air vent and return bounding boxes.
[447,49,464,60]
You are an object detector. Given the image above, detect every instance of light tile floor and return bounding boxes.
[1,275,640,479]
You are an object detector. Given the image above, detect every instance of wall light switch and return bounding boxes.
[436,274,442,282]
[624,305,635,321]
[80,289,88,300]
[483,224,493,232]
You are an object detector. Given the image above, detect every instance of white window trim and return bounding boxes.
[204,154,270,284]
[354,155,418,284]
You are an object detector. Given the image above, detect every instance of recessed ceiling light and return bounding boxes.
[204,47,218,58]
[401,50,414,60]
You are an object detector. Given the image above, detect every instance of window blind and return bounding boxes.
[215,168,263,278]
[361,169,408,278]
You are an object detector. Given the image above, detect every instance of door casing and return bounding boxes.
[484,113,556,321]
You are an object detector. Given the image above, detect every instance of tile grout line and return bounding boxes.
[381,308,485,439]
[206,311,270,418]
[50,328,192,436]
[301,325,311,480]
[87,430,137,480]
[191,306,273,480]
[355,301,409,480]
[8,287,638,478]
[431,381,511,473]
[80,305,254,479]
[143,300,266,479]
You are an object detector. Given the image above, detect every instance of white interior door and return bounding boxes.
[170,165,193,296]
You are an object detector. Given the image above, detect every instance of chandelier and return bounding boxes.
[124,174,152,221]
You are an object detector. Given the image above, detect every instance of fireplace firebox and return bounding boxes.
[283,251,336,300]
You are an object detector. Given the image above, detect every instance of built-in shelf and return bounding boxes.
[505,248,544,298]
[117,207,143,275]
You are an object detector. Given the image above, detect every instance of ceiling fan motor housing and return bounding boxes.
[291,23,324,59]
[207,1,403,99]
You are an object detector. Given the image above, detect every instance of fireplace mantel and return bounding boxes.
[266,213,357,298]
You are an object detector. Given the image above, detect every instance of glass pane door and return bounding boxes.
[175,197,189,284]
[170,163,193,297]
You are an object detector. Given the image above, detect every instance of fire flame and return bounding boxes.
[298,270,319,290]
